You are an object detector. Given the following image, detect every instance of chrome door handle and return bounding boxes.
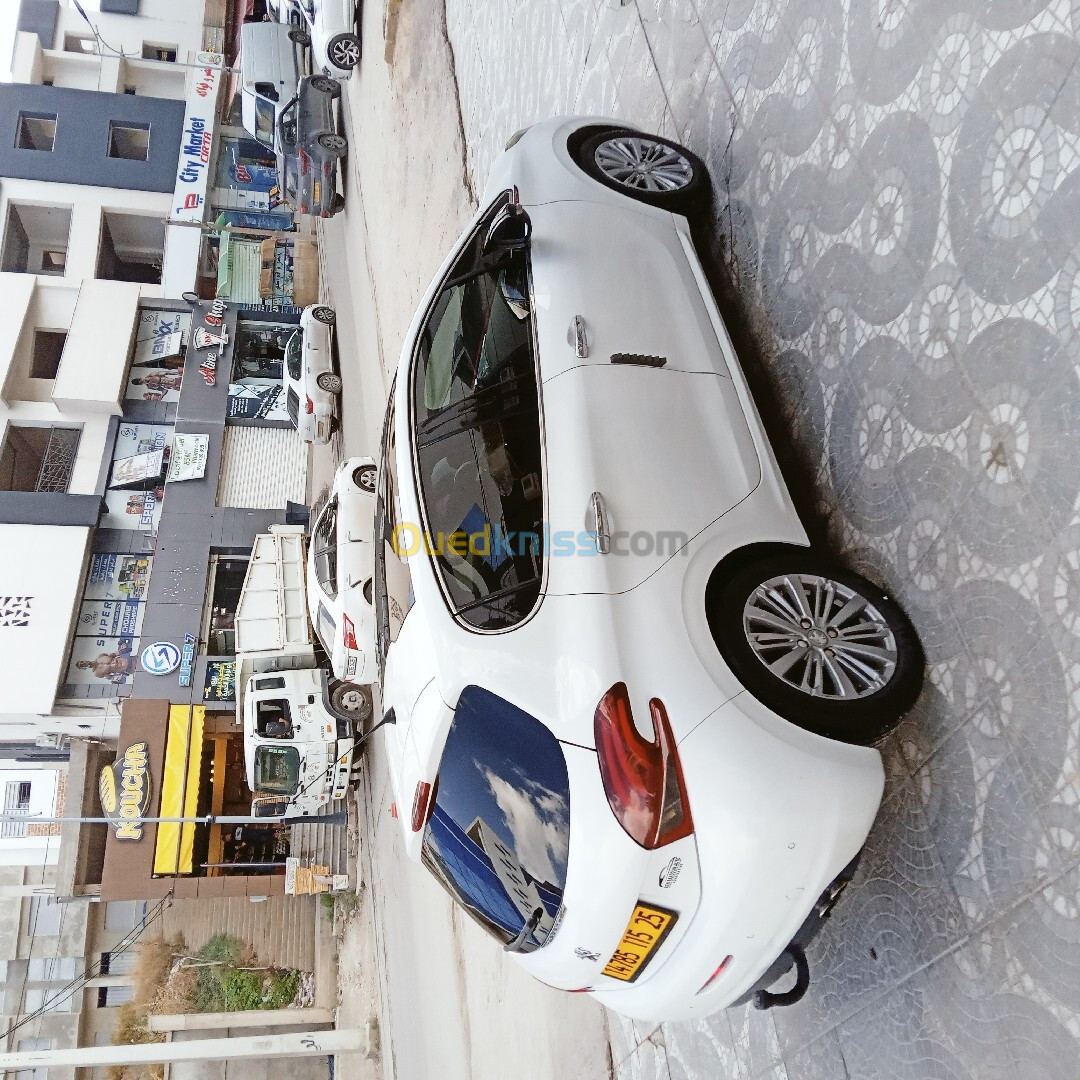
[587,491,611,555]
[567,315,590,358]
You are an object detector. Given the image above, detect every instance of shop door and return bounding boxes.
[216,426,307,509]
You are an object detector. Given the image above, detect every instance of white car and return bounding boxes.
[279,0,361,76]
[371,117,923,1021]
[285,304,342,444]
[308,456,378,720]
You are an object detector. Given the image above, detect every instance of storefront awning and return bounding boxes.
[153,705,206,875]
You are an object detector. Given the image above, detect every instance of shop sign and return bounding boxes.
[171,53,224,223]
[141,641,182,676]
[167,435,210,483]
[194,299,230,385]
[99,742,153,841]
[178,633,196,688]
[203,660,237,702]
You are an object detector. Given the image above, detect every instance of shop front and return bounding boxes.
[99,699,290,901]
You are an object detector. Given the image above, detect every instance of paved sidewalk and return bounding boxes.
[442,1,1080,1078]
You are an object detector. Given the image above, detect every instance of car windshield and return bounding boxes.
[252,745,300,795]
[285,330,302,381]
[411,195,543,631]
[254,96,277,148]
[421,686,570,953]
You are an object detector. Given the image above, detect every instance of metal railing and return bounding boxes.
[34,427,81,493]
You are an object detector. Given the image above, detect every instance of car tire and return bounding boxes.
[317,371,343,394]
[353,464,377,492]
[331,681,373,723]
[708,551,924,745]
[574,127,708,213]
[327,32,362,70]
[317,132,347,155]
[288,27,310,45]
[312,305,336,325]
[310,74,341,97]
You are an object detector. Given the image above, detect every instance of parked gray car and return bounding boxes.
[275,74,347,217]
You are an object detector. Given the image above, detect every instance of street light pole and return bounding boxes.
[0,812,348,827]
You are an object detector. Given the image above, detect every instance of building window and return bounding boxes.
[15,1038,49,1080]
[99,950,135,976]
[97,212,164,284]
[16,114,56,152]
[104,900,143,931]
[0,425,81,494]
[30,331,66,380]
[141,43,177,62]
[27,897,63,937]
[24,987,72,1012]
[108,122,150,162]
[97,984,134,1008]
[27,957,77,982]
[64,34,97,54]
[1,205,72,276]
[1,781,30,837]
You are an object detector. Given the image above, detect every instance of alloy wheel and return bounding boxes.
[593,135,695,194]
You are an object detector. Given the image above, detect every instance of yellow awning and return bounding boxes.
[153,705,206,874]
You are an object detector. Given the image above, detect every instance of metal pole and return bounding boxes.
[163,219,297,241]
[0,813,348,827]
[0,1029,365,1069]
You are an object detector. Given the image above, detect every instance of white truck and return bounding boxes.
[236,525,354,818]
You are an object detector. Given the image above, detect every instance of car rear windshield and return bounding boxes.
[421,685,570,953]
[252,745,300,795]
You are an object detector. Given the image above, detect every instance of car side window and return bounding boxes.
[285,330,302,381]
[409,195,544,631]
[278,99,298,147]
[312,498,338,599]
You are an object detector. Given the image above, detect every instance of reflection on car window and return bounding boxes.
[421,686,570,952]
[411,194,543,631]
[285,330,302,381]
[252,745,300,795]
[278,100,298,146]
[254,96,277,147]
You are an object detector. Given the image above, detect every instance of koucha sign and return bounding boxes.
[99,742,153,840]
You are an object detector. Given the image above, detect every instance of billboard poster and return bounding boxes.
[84,554,153,601]
[203,661,237,702]
[102,425,170,531]
[110,449,166,488]
[170,53,224,223]
[227,380,289,422]
[65,635,139,686]
[125,311,191,403]
[77,598,145,640]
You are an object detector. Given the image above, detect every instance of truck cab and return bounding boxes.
[243,667,353,814]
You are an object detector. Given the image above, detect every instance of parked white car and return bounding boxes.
[307,456,378,719]
[278,0,361,75]
[284,304,342,444]
[371,117,925,1021]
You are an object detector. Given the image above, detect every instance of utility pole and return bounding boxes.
[0,812,348,827]
[0,1029,365,1069]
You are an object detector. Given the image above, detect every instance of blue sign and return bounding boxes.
[140,641,181,676]
[178,633,196,688]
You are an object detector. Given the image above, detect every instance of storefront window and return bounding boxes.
[204,557,248,656]
[225,317,296,423]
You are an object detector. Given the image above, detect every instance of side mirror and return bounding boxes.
[483,201,531,256]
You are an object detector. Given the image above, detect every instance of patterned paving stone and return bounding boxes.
[443,0,1080,1075]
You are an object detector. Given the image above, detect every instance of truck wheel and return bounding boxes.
[331,682,372,724]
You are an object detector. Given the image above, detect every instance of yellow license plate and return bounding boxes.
[602,902,677,983]
[313,182,321,202]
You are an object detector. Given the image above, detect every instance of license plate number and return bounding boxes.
[313,182,321,202]
[602,902,677,983]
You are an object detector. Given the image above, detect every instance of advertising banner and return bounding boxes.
[102,425,170,531]
[65,635,139,686]
[203,660,237,702]
[170,53,224,223]
[125,310,191,403]
[226,380,289,422]
[77,598,145,640]
[84,554,153,601]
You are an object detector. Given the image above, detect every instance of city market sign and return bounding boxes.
[171,52,224,222]
[99,742,153,840]
[140,641,181,675]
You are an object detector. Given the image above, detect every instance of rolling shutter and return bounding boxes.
[217,426,307,509]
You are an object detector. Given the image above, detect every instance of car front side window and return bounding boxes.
[410,195,544,631]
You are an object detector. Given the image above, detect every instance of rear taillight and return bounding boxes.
[304,395,314,414]
[299,204,308,214]
[342,613,357,651]
[411,779,437,832]
[298,148,310,174]
[593,683,693,849]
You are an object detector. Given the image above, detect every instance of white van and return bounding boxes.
[240,21,308,150]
